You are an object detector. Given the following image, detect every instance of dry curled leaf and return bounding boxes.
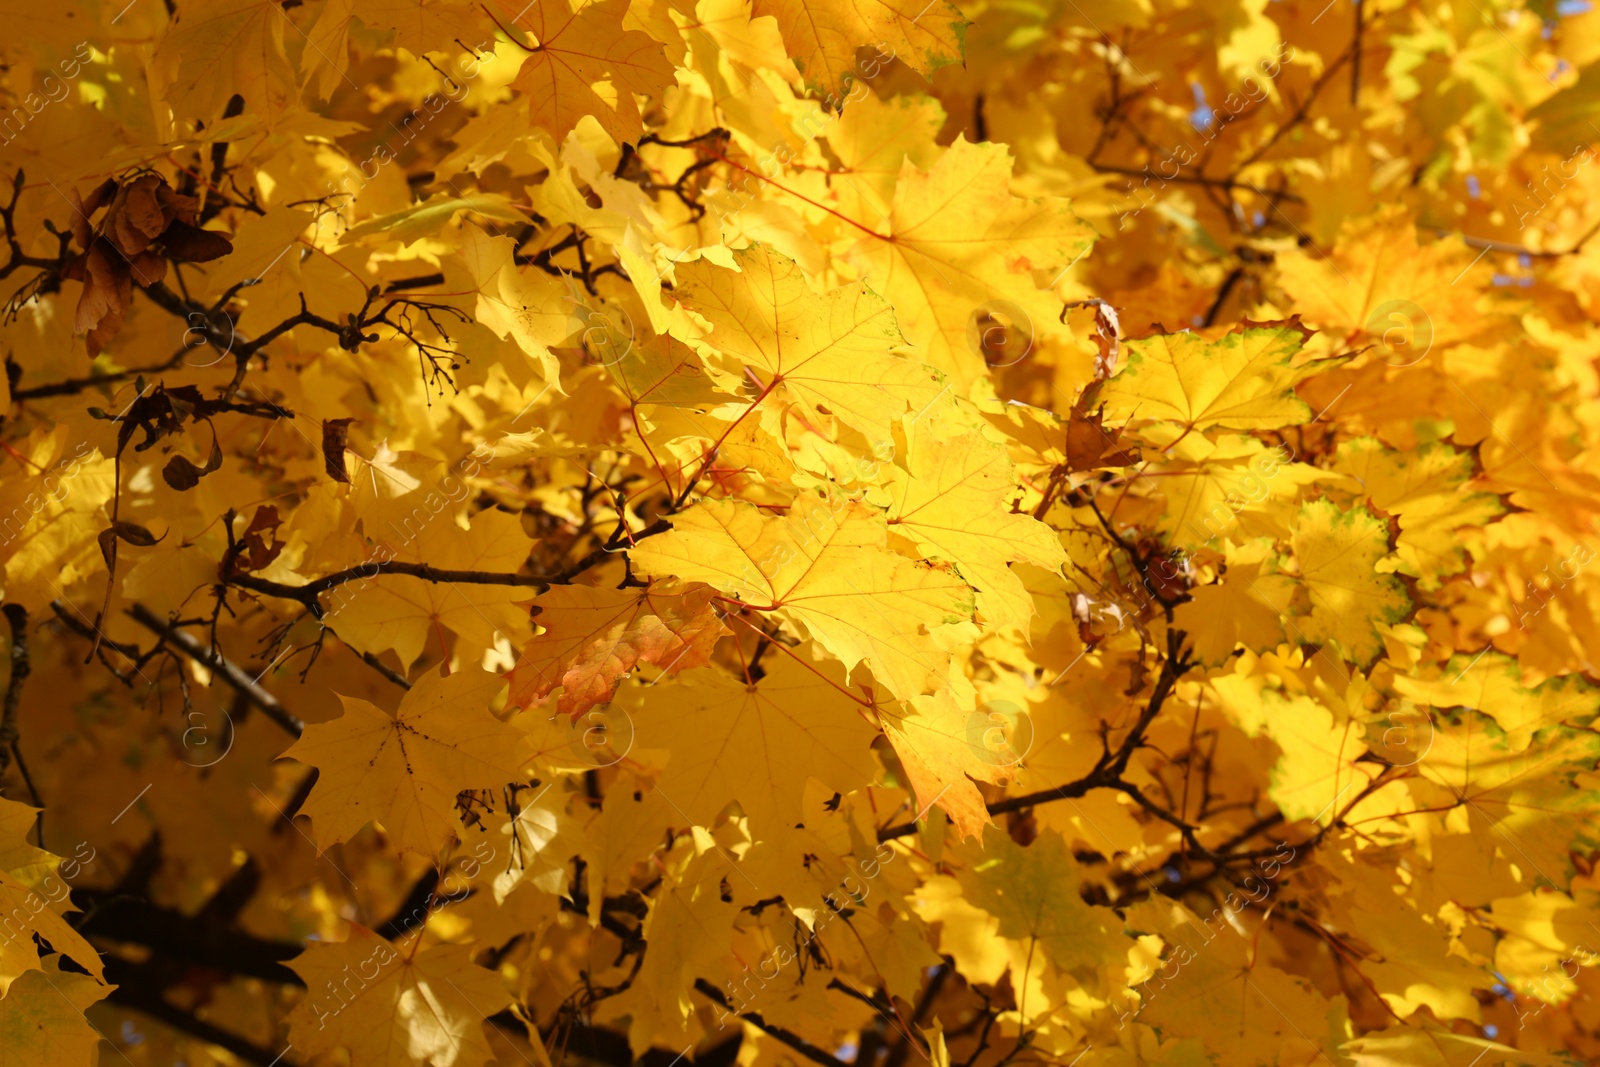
[322,417,356,483]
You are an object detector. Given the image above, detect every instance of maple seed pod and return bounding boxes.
[966,698,1034,768]
[966,299,1034,368]
[1364,299,1434,367]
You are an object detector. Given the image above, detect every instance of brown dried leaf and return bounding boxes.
[322,418,356,483]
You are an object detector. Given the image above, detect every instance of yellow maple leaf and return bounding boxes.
[602,331,746,491]
[0,798,56,890]
[1089,318,1348,432]
[1174,561,1295,663]
[846,139,1094,387]
[286,924,510,1067]
[879,682,1011,840]
[0,797,103,993]
[0,867,104,993]
[824,91,946,221]
[15,0,1600,1056]
[752,0,964,94]
[1393,650,1599,750]
[959,826,1132,974]
[330,507,533,674]
[1333,437,1506,590]
[606,331,735,411]
[305,0,489,98]
[631,495,975,701]
[284,667,530,857]
[1343,1022,1575,1066]
[1263,711,1374,821]
[149,0,296,123]
[675,244,946,449]
[885,418,1065,632]
[912,874,1010,985]
[1146,434,1327,551]
[601,852,736,1051]
[0,429,114,609]
[0,956,112,1066]
[458,225,569,387]
[1288,499,1413,668]
[342,194,531,248]
[1406,711,1600,891]
[1275,208,1491,361]
[623,654,879,834]
[575,787,675,921]
[499,0,677,145]
[1348,906,1483,1020]
[1129,898,1330,1066]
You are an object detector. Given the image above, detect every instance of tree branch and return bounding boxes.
[76,852,305,1064]
[104,957,302,1067]
[1232,44,1357,174]
[692,979,851,1067]
[78,892,304,986]
[225,518,672,618]
[10,346,192,401]
[228,561,549,617]
[125,602,304,738]
[0,605,28,783]
[1111,780,1217,860]
[878,628,1194,841]
[0,168,71,285]
[1090,163,1303,202]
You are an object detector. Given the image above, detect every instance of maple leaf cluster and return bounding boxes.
[2,0,1600,1066]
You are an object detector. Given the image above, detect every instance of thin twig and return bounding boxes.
[125,602,304,738]
[692,979,851,1067]
[0,604,28,782]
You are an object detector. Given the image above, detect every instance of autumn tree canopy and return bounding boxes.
[3,0,1600,1064]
